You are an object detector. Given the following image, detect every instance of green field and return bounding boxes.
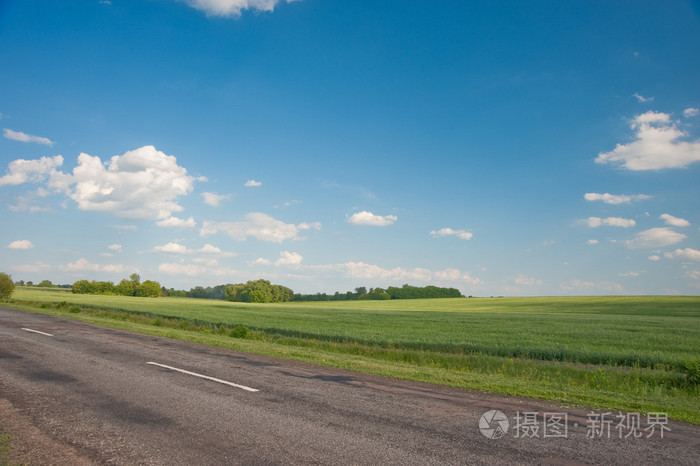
[6,288,700,423]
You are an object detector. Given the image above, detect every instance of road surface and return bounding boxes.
[1,307,698,464]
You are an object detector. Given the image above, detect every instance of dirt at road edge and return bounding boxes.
[0,398,93,466]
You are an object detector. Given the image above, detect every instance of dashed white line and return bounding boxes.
[146,362,259,392]
[21,328,54,337]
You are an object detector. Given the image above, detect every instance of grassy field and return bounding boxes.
[6,288,700,424]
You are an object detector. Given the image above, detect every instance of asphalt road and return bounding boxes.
[1,307,698,465]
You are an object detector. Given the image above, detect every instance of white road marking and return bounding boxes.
[146,362,259,392]
[21,328,54,337]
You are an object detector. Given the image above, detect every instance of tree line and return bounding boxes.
[6,271,466,303]
[71,274,162,298]
[291,284,463,301]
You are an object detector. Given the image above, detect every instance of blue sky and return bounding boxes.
[1,0,700,296]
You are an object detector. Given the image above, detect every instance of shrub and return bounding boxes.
[683,359,700,386]
[230,325,249,338]
[0,273,15,300]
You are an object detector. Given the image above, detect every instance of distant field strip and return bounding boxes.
[8,289,700,424]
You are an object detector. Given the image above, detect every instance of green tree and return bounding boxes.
[115,279,136,296]
[0,273,15,299]
[136,280,162,298]
[38,279,53,287]
[224,283,245,301]
[130,273,141,287]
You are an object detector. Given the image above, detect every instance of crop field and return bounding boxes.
[7,288,700,423]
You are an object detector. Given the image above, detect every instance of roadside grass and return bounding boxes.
[0,429,22,466]
[6,289,700,424]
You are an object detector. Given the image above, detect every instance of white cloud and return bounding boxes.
[3,128,54,146]
[201,192,230,206]
[275,251,303,267]
[249,257,272,266]
[586,217,636,228]
[66,146,196,220]
[684,108,699,118]
[108,244,122,252]
[298,221,322,231]
[514,275,542,285]
[686,270,700,280]
[648,255,660,261]
[660,213,690,227]
[59,258,127,274]
[625,227,686,249]
[342,262,433,282]
[201,212,314,242]
[347,211,397,226]
[156,216,196,229]
[430,227,473,240]
[596,111,700,170]
[8,240,34,249]
[433,268,482,286]
[664,248,700,261]
[181,0,300,17]
[153,241,235,257]
[0,155,64,186]
[153,242,189,254]
[618,272,640,277]
[1,146,197,221]
[244,179,262,187]
[633,92,654,103]
[586,239,599,245]
[583,192,651,205]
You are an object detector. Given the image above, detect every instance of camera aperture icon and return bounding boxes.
[480,410,509,439]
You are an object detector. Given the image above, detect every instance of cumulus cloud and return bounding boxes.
[244,179,262,187]
[66,146,195,220]
[648,255,660,261]
[625,227,686,249]
[108,244,122,252]
[586,217,636,228]
[0,155,64,186]
[583,192,651,205]
[275,251,303,267]
[659,213,690,227]
[201,192,230,206]
[596,111,700,170]
[347,211,397,226]
[684,108,699,118]
[664,248,700,261]
[586,239,599,245]
[8,240,34,249]
[156,216,196,229]
[201,213,315,242]
[430,227,473,240]
[181,0,300,17]
[0,146,197,221]
[3,128,54,146]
